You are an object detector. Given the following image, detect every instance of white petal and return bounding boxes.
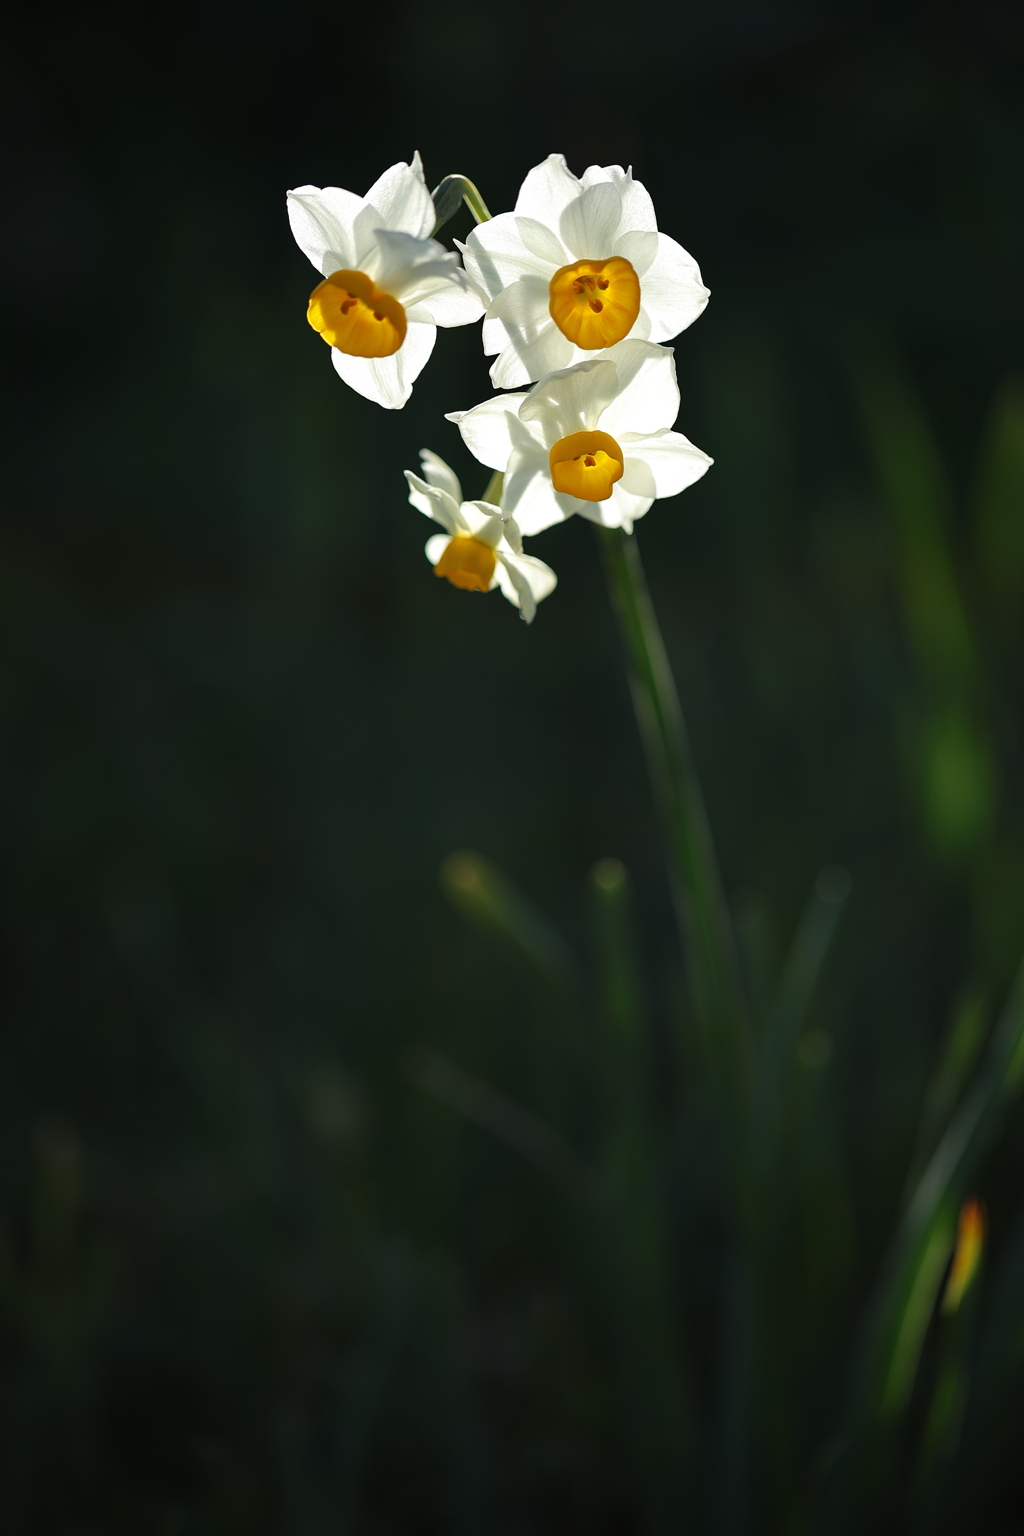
[461,214,556,303]
[514,217,568,266]
[481,275,571,386]
[616,228,660,279]
[405,279,484,327]
[488,322,573,391]
[485,274,554,337]
[597,340,680,436]
[287,185,363,275]
[425,533,451,566]
[514,154,582,227]
[620,430,713,498]
[581,164,658,234]
[458,502,505,544]
[637,233,710,341]
[362,153,434,240]
[520,358,620,442]
[494,550,557,623]
[419,450,463,505]
[446,393,531,471]
[503,448,577,536]
[493,558,526,614]
[330,321,435,410]
[405,470,461,533]
[498,513,523,556]
[369,230,460,297]
[559,181,623,259]
[573,480,653,533]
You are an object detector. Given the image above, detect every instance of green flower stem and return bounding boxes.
[461,179,492,225]
[599,527,752,1114]
[430,174,492,237]
[431,175,498,507]
[589,857,699,1520]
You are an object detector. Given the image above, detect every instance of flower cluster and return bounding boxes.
[288,153,712,621]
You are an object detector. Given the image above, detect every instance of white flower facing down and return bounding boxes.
[405,452,557,623]
[447,340,712,536]
[288,154,483,410]
[460,154,709,390]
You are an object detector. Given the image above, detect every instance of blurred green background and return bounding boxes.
[3,0,1024,1529]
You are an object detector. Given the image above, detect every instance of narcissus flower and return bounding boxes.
[288,155,483,410]
[405,452,557,623]
[461,154,709,389]
[447,340,712,535]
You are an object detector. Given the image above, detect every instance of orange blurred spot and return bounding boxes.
[942,1196,986,1314]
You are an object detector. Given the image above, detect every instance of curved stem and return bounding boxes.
[460,178,492,225]
[598,526,752,1115]
[430,174,492,237]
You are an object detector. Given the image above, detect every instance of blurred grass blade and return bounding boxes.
[598,527,751,1109]
[440,850,576,993]
[855,357,995,860]
[958,1192,1024,1488]
[835,955,1024,1515]
[905,987,988,1191]
[591,858,646,1131]
[974,374,1024,604]
[881,1212,957,1419]
[760,865,850,1132]
[589,857,660,1226]
[918,700,995,861]
[913,1200,987,1527]
[589,857,698,1527]
[405,1048,592,1198]
[856,359,974,687]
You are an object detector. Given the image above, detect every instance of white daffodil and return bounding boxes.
[405,451,556,623]
[288,154,483,410]
[447,340,712,536]
[460,154,709,389]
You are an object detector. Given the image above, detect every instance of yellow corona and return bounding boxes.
[307,269,407,358]
[548,257,641,350]
[549,430,625,501]
[434,535,497,591]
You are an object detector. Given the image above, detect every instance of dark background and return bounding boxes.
[3,0,1024,1529]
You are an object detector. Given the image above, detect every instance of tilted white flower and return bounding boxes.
[405,451,556,623]
[288,154,483,410]
[460,154,709,390]
[447,340,712,536]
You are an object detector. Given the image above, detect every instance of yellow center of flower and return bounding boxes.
[434,535,496,592]
[548,257,641,349]
[306,269,407,358]
[549,430,624,501]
